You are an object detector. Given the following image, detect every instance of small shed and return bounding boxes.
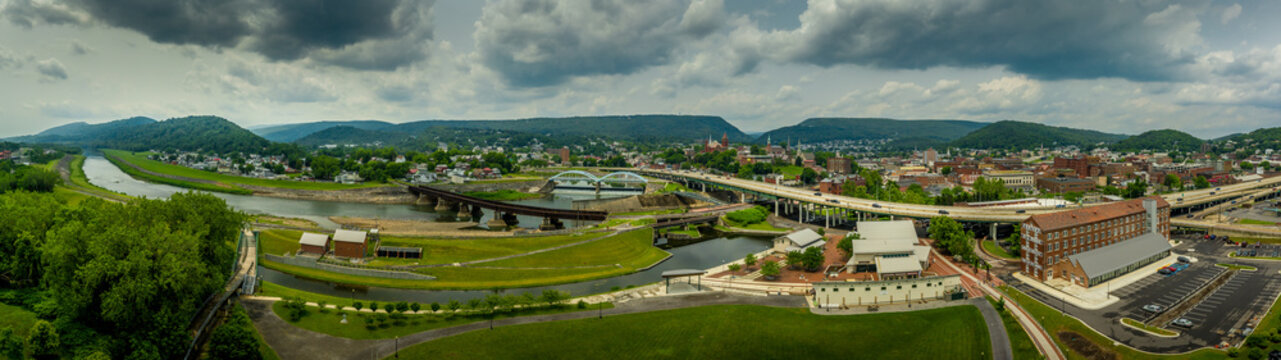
[298,232,329,255]
[772,229,826,253]
[377,246,423,259]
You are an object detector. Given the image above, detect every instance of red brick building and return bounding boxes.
[1053,156,1094,178]
[826,157,852,174]
[332,229,368,259]
[818,179,843,194]
[298,232,329,255]
[1036,177,1095,194]
[1020,196,1171,287]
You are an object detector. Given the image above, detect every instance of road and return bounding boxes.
[627,169,1281,223]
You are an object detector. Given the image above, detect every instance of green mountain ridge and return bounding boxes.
[251,120,396,142]
[1110,129,1204,152]
[755,118,991,144]
[948,120,1129,149]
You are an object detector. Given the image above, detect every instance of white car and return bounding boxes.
[1172,318,1193,328]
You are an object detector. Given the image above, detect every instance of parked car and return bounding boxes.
[1158,268,1172,275]
[813,192,822,196]
[1172,318,1194,328]
[872,203,881,208]
[1016,209,1026,214]
[939,210,950,215]
[827,199,839,204]
[1143,304,1165,313]
[1178,256,1191,263]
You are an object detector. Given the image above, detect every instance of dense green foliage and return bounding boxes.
[0,162,61,194]
[252,120,395,142]
[757,118,988,144]
[930,216,976,262]
[949,120,1128,149]
[209,306,263,360]
[5,117,157,144]
[1112,129,1204,153]
[294,115,750,148]
[0,191,245,358]
[725,206,769,225]
[98,116,271,154]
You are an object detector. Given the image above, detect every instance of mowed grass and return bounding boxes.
[259,281,361,308]
[378,232,609,265]
[1238,218,1280,226]
[983,240,1019,260]
[0,302,38,338]
[987,297,1043,360]
[272,300,612,340]
[259,229,304,256]
[68,155,132,201]
[1001,286,1226,360]
[721,217,791,232]
[103,149,386,191]
[482,229,668,268]
[392,305,991,360]
[262,260,629,290]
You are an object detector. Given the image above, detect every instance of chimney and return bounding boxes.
[1142,198,1158,235]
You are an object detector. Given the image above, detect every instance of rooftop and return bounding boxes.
[779,229,825,248]
[1068,232,1171,279]
[298,232,328,247]
[855,220,918,245]
[875,256,923,275]
[1026,196,1168,231]
[333,229,368,244]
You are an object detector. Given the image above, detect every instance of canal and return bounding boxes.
[82,156,773,302]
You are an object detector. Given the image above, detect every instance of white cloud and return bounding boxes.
[1221,3,1242,24]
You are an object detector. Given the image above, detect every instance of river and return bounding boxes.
[81,156,772,302]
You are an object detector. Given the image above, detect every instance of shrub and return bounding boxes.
[317,301,329,313]
[27,320,59,359]
[728,263,741,272]
[577,300,588,309]
[726,206,768,225]
[1246,335,1267,349]
[353,301,363,311]
[369,302,379,312]
[1248,347,1265,360]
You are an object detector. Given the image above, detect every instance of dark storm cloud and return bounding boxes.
[759,0,1205,81]
[474,0,724,87]
[1,0,434,70]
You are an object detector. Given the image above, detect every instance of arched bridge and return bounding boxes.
[408,185,608,230]
[548,170,648,184]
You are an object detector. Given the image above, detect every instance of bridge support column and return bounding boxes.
[456,204,472,222]
[540,217,564,231]
[416,194,436,206]
[487,209,509,230]
[774,200,779,217]
[991,223,998,240]
[502,212,519,227]
[434,199,454,212]
[825,207,831,228]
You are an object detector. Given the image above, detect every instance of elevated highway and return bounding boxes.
[625,168,1281,225]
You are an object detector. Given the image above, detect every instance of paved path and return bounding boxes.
[973,297,1014,360]
[248,292,806,360]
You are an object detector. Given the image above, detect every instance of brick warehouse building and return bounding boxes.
[332,229,368,259]
[1020,196,1171,287]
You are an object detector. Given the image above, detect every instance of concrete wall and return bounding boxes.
[813,275,963,307]
[263,254,436,280]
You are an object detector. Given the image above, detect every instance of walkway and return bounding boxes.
[246,292,807,360]
[974,297,1015,360]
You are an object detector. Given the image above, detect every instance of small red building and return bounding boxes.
[298,232,329,255]
[332,229,368,259]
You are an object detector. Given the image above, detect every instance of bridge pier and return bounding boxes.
[774,200,779,217]
[540,217,564,231]
[435,199,454,212]
[416,193,436,206]
[457,204,473,222]
[487,209,509,230]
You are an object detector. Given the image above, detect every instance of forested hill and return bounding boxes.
[948,120,1128,149]
[6,116,156,143]
[1111,129,1203,152]
[251,120,395,142]
[395,115,751,142]
[755,118,990,144]
[96,115,271,153]
[1225,127,1281,151]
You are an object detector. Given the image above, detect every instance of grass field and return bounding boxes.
[104,149,387,192]
[1121,318,1178,336]
[721,217,790,232]
[987,297,1042,360]
[1215,263,1258,271]
[0,302,38,338]
[983,240,1019,260]
[1237,218,1280,226]
[259,281,363,308]
[482,229,668,268]
[1001,285,1226,360]
[259,229,304,256]
[391,305,991,359]
[263,259,634,290]
[461,190,543,201]
[378,232,607,265]
[272,300,611,340]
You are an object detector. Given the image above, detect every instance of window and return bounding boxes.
[881,286,887,290]
[912,284,917,288]
[865,287,871,291]
[820,288,826,292]
[896,285,902,290]
[833,288,840,292]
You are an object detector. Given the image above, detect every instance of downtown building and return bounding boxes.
[1020,196,1171,287]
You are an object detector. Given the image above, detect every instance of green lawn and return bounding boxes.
[379,232,607,265]
[51,186,93,206]
[1238,218,1280,226]
[983,240,1019,260]
[721,217,790,232]
[264,260,632,290]
[1121,318,1178,336]
[1001,286,1226,360]
[391,305,991,359]
[259,229,303,256]
[461,190,543,201]
[272,300,611,340]
[259,281,363,308]
[104,150,387,192]
[653,182,691,194]
[1215,263,1258,271]
[776,165,804,176]
[661,228,702,238]
[987,297,1042,360]
[482,229,668,268]
[0,302,38,338]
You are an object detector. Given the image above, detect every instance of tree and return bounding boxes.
[467,298,483,311]
[448,300,462,312]
[395,301,410,313]
[383,303,394,313]
[26,320,58,359]
[785,250,804,270]
[744,253,757,269]
[1124,179,1149,198]
[728,263,742,272]
[369,301,379,312]
[309,155,341,180]
[800,167,819,185]
[1194,175,1211,189]
[353,301,363,311]
[930,216,975,260]
[413,302,424,313]
[541,290,568,307]
[940,166,953,175]
[209,307,262,360]
[0,327,22,360]
[802,246,825,271]
[1163,174,1183,192]
[760,260,781,279]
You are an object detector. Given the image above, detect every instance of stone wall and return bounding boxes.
[263,254,436,280]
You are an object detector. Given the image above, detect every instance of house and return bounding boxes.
[298,232,330,255]
[772,229,826,253]
[336,171,363,184]
[332,229,368,258]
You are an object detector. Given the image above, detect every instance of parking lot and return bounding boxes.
[1013,236,1281,353]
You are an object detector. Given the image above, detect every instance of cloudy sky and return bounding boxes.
[1,0,1279,139]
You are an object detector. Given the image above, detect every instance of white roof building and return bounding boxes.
[846,220,930,279]
[299,232,329,247]
[772,228,826,253]
[333,229,367,244]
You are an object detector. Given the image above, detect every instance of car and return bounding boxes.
[872,203,882,208]
[827,199,839,204]
[1216,187,1222,191]
[1178,256,1191,263]
[1172,318,1194,328]
[1143,304,1165,313]
[1210,191,1216,195]
[814,192,822,196]
[1158,268,1172,275]
[1016,209,1027,214]
[1055,204,1066,208]
[939,210,950,215]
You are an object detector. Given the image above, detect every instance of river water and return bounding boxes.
[81,156,772,302]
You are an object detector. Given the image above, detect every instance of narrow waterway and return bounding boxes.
[81,156,773,301]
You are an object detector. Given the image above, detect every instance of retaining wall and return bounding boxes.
[263,254,436,280]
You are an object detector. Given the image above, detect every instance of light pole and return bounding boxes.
[395,336,399,358]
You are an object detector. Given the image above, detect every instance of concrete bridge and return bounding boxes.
[407,184,608,230]
[547,170,648,193]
